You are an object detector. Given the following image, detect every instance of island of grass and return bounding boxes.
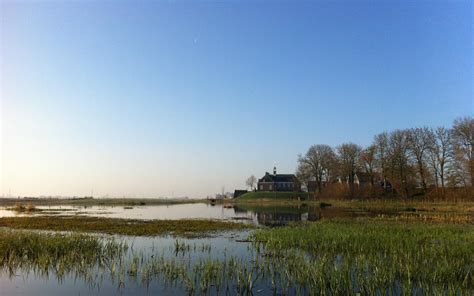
[0,216,251,237]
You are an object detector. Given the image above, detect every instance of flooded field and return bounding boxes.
[1,220,472,295]
[0,202,472,295]
[0,203,385,226]
[0,230,255,295]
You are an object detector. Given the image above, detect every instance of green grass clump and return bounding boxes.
[251,219,474,294]
[0,229,126,280]
[0,216,251,237]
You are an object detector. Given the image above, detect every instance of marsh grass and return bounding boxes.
[0,216,251,237]
[1,217,472,295]
[251,219,474,294]
[0,229,126,284]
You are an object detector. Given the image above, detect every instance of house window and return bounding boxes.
[259,185,263,190]
[269,185,273,190]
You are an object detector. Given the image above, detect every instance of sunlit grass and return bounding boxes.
[251,219,474,294]
[0,229,126,283]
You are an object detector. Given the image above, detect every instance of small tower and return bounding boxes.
[273,166,277,175]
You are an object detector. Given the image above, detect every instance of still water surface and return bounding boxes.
[0,203,369,225]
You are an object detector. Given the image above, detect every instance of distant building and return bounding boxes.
[257,166,301,192]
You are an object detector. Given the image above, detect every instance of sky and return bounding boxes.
[1,0,472,198]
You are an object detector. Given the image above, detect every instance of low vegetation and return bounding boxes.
[251,219,473,294]
[0,216,251,237]
[0,229,126,281]
[0,217,472,294]
[9,202,38,212]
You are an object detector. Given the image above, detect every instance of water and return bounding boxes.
[0,203,467,295]
[0,203,371,225]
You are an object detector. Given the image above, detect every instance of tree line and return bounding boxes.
[296,116,473,199]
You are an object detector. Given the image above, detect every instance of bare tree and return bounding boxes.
[374,132,389,188]
[427,127,452,189]
[387,130,412,197]
[337,143,362,197]
[407,127,431,192]
[246,175,257,190]
[298,145,336,194]
[360,144,377,186]
[452,116,474,186]
[296,162,312,190]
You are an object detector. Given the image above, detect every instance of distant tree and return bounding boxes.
[296,162,312,190]
[337,143,362,197]
[360,144,377,186]
[246,175,257,190]
[298,145,336,194]
[387,130,413,197]
[451,116,474,186]
[407,127,432,192]
[296,116,472,199]
[374,132,389,188]
[427,127,452,189]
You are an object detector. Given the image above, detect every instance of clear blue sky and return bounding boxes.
[1,0,472,198]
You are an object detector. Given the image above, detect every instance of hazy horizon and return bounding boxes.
[1,1,472,198]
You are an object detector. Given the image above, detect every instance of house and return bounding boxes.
[257,167,301,192]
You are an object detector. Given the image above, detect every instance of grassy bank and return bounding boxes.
[236,191,311,201]
[0,216,251,237]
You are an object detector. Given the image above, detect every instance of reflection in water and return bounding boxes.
[0,203,372,226]
[234,204,366,226]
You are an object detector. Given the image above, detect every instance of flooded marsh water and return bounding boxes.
[0,203,472,295]
[0,202,386,226]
